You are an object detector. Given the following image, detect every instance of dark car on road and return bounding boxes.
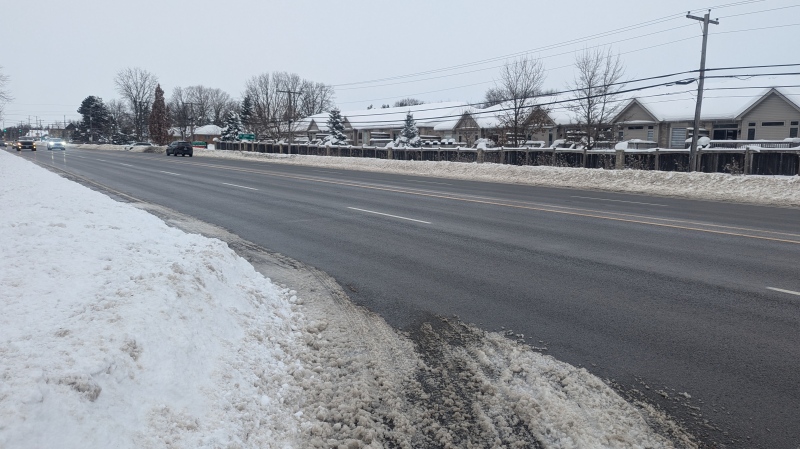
[16,137,36,151]
[166,141,193,157]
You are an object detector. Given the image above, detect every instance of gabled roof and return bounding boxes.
[615,85,800,123]
[612,98,660,124]
[735,88,800,120]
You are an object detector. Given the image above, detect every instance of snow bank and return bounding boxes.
[192,149,800,207]
[0,152,308,448]
[0,151,696,448]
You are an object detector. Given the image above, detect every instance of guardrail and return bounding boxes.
[215,141,800,176]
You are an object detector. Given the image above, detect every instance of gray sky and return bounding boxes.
[2,0,799,128]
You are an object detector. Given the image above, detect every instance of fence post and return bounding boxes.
[582,149,587,168]
[654,149,660,171]
[477,148,484,163]
[615,149,625,169]
[744,148,752,175]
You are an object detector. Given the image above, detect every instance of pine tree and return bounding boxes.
[398,112,420,147]
[324,108,347,145]
[148,84,169,145]
[75,96,113,143]
[240,95,253,132]
[221,111,243,141]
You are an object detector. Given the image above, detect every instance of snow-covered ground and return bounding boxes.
[74,143,799,207]
[1,150,698,448]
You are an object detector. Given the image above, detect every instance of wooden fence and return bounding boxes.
[215,141,800,176]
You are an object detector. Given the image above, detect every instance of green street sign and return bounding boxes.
[239,133,255,141]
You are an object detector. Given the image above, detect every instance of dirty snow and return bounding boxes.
[0,150,696,448]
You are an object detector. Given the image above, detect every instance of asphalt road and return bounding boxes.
[10,147,800,448]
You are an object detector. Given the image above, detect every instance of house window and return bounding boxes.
[627,126,644,130]
[791,121,799,125]
[791,128,798,138]
[748,122,756,127]
[670,128,686,149]
[618,130,624,140]
[648,126,654,129]
[747,128,756,140]
[762,121,785,127]
[647,129,654,141]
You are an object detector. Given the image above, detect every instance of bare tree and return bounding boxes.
[168,87,193,139]
[482,87,505,108]
[114,67,158,139]
[393,98,425,107]
[567,47,626,149]
[208,88,234,126]
[244,71,334,140]
[106,99,133,136]
[0,66,12,121]
[298,81,334,117]
[494,56,547,146]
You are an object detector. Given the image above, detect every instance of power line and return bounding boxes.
[273,72,800,127]
[333,64,800,120]
[330,0,764,89]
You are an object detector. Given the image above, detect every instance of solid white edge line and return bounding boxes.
[159,170,181,176]
[766,287,800,297]
[571,195,668,207]
[118,163,133,167]
[411,180,453,186]
[348,207,431,224]
[222,182,259,191]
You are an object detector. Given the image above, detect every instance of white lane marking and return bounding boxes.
[118,163,134,167]
[160,170,182,176]
[222,182,259,191]
[767,287,800,297]
[97,159,107,162]
[571,196,667,207]
[312,170,339,174]
[347,207,431,224]
[411,180,453,186]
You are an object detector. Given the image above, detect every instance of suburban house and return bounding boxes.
[300,102,470,145]
[283,86,800,149]
[612,87,800,148]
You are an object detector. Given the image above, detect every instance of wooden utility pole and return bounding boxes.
[687,10,719,172]
[278,89,302,145]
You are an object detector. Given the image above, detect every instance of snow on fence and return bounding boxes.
[215,141,800,176]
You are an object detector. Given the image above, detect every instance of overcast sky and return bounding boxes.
[2,0,798,128]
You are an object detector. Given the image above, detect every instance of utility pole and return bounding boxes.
[183,102,198,141]
[277,89,302,145]
[687,10,719,172]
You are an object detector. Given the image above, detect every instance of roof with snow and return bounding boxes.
[614,85,800,123]
[306,102,471,131]
[194,124,222,135]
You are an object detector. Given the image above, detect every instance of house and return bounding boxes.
[302,102,470,146]
[612,87,800,148]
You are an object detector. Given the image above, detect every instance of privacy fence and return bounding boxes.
[216,140,800,176]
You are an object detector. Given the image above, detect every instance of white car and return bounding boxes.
[124,142,152,151]
[46,138,67,151]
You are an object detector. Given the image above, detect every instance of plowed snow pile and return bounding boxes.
[0,151,694,448]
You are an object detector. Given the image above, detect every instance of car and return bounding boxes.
[16,137,37,151]
[165,141,193,157]
[125,142,152,151]
[46,138,67,151]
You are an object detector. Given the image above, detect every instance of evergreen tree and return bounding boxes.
[221,110,243,141]
[148,84,169,145]
[323,108,347,145]
[398,112,420,147]
[240,95,253,132]
[75,96,113,143]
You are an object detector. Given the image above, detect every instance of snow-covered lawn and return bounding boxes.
[0,150,696,448]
